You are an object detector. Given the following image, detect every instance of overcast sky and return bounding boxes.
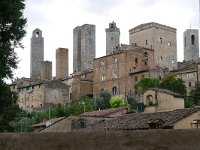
[14,0,199,79]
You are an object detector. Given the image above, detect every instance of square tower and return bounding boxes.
[129,22,177,70]
[56,48,68,79]
[30,28,44,79]
[73,24,96,72]
[40,61,52,81]
[105,21,120,55]
[184,29,199,61]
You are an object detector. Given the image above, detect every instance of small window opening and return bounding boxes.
[191,35,195,45]
[160,38,162,43]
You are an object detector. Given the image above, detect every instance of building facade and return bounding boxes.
[129,22,177,70]
[73,24,96,72]
[93,45,158,98]
[40,61,52,81]
[105,21,120,55]
[184,29,199,61]
[30,28,44,79]
[56,48,68,79]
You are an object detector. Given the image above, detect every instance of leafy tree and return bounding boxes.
[190,82,200,105]
[109,97,128,108]
[127,96,138,110]
[0,0,27,79]
[134,77,159,94]
[159,75,186,95]
[184,96,195,108]
[0,81,21,132]
[95,91,111,110]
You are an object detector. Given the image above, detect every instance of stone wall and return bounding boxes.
[1,130,200,150]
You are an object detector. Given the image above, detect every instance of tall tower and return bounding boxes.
[40,61,52,81]
[73,24,96,73]
[30,28,44,79]
[184,29,199,61]
[56,48,68,79]
[105,21,120,55]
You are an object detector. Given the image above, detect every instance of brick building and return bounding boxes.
[93,45,167,98]
[129,22,177,70]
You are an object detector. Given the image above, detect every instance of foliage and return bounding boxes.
[127,96,138,110]
[184,97,195,108]
[109,97,128,108]
[95,91,111,110]
[0,81,21,132]
[190,82,200,105]
[0,0,27,79]
[134,77,159,94]
[159,75,186,95]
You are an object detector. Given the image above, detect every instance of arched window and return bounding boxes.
[112,86,117,95]
[191,35,195,45]
[146,95,153,106]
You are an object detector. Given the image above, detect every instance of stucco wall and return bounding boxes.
[1,130,200,150]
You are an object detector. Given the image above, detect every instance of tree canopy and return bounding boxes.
[109,97,128,108]
[95,91,111,110]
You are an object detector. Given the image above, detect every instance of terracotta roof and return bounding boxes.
[84,107,200,131]
[31,117,66,128]
[148,88,184,98]
[81,107,131,118]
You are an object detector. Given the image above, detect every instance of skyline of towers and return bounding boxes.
[40,61,52,81]
[56,48,69,79]
[73,24,96,73]
[184,29,199,61]
[30,28,44,79]
[105,21,120,55]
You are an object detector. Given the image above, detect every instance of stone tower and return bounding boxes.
[129,22,177,70]
[56,48,68,79]
[184,29,199,61]
[105,21,120,55]
[30,28,44,79]
[40,61,52,81]
[73,24,96,73]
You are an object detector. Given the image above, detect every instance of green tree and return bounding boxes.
[109,97,128,108]
[0,0,27,79]
[134,77,159,94]
[190,82,200,105]
[159,75,186,95]
[127,96,137,110]
[95,91,111,110]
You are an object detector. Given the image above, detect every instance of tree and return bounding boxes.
[0,0,27,79]
[159,75,186,95]
[127,96,138,110]
[109,97,128,108]
[190,82,200,105]
[0,0,27,132]
[134,77,159,94]
[95,91,111,110]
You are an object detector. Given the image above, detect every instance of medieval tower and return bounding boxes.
[56,48,68,79]
[184,29,199,61]
[73,24,96,72]
[30,28,44,79]
[129,22,177,70]
[105,21,120,55]
[40,61,52,81]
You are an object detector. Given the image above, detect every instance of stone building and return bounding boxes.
[171,59,200,94]
[129,22,177,70]
[30,28,44,79]
[184,29,199,61]
[40,61,52,81]
[93,45,168,98]
[143,88,184,113]
[56,48,68,79]
[105,21,120,55]
[18,80,69,112]
[73,24,96,72]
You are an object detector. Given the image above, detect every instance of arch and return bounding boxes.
[112,86,117,95]
[146,95,154,106]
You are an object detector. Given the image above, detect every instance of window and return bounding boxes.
[168,42,171,46]
[101,74,106,81]
[135,58,138,64]
[146,40,148,45]
[135,43,137,46]
[160,37,162,43]
[111,37,114,41]
[144,52,148,57]
[144,61,147,65]
[114,57,117,63]
[112,86,117,95]
[172,59,175,64]
[191,35,195,45]
[113,72,118,78]
[160,57,163,61]
[189,82,192,87]
[101,88,104,92]
[135,76,138,82]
